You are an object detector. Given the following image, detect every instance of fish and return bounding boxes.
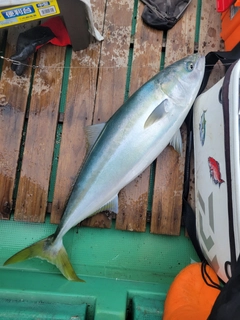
[208,157,225,187]
[199,110,207,146]
[3,53,205,281]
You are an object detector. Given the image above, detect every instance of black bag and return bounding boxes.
[141,0,192,31]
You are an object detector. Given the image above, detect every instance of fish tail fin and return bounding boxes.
[3,235,84,282]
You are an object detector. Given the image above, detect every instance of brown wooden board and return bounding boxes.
[92,0,134,122]
[0,29,32,220]
[50,0,106,225]
[150,0,198,235]
[81,0,135,228]
[115,1,163,232]
[199,1,224,63]
[14,44,65,222]
[50,44,104,225]
[199,1,225,90]
[151,126,187,235]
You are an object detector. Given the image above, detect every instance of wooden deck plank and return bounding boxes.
[82,0,134,228]
[92,0,134,122]
[151,127,187,235]
[0,30,32,220]
[150,0,198,235]
[198,2,224,88]
[115,1,163,232]
[14,44,65,222]
[50,44,103,225]
[50,0,106,225]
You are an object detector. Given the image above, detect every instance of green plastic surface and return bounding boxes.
[0,299,87,320]
[132,296,164,319]
[0,218,199,319]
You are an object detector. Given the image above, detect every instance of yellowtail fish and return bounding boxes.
[4,54,205,281]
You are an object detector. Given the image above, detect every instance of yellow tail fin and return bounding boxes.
[3,235,84,282]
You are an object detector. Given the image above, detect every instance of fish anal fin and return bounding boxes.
[144,99,169,129]
[169,129,182,154]
[94,195,119,215]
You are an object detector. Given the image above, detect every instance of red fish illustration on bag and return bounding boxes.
[208,157,225,187]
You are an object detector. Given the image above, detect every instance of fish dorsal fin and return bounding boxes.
[85,123,106,151]
[144,99,169,129]
[94,195,119,215]
[169,129,182,154]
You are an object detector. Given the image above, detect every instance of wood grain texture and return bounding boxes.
[14,44,65,222]
[150,0,198,235]
[164,0,198,65]
[116,1,163,232]
[51,0,106,225]
[82,0,134,228]
[0,31,32,219]
[198,1,224,90]
[50,46,102,224]
[151,126,187,235]
[93,0,134,123]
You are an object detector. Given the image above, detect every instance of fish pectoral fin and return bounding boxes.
[144,99,169,129]
[94,195,119,215]
[3,235,84,282]
[85,123,106,151]
[169,129,182,154]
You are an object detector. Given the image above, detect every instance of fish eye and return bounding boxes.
[186,61,194,72]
